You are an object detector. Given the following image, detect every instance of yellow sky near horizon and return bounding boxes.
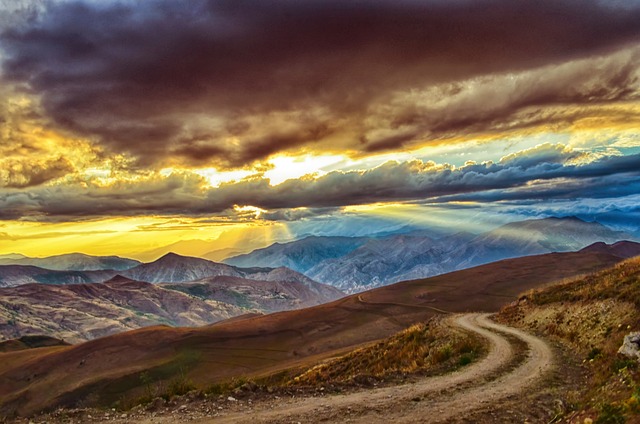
[0,217,297,260]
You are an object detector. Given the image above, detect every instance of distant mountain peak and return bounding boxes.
[158,252,184,260]
[554,215,585,222]
[104,274,136,284]
[153,252,210,264]
[580,240,640,259]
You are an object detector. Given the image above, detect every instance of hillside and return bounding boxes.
[162,274,342,313]
[0,250,622,416]
[0,277,244,343]
[0,335,70,353]
[579,240,640,258]
[122,252,243,283]
[498,257,640,423]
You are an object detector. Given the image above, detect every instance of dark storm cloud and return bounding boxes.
[196,152,640,211]
[433,173,640,204]
[2,148,639,220]
[1,0,640,167]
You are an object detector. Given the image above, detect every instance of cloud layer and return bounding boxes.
[1,0,640,168]
[1,143,639,221]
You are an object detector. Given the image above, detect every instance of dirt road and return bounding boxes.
[136,313,554,423]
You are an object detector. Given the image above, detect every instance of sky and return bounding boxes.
[0,0,639,259]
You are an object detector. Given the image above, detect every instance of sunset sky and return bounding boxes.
[0,0,639,259]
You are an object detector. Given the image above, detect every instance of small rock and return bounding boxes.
[120,413,128,418]
[240,381,258,392]
[227,396,237,402]
[147,397,166,411]
[179,405,188,411]
[618,331,640,361]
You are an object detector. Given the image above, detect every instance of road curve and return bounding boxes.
[145,313,555,424]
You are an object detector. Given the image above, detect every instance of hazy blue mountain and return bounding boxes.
[0,253,140,271]
[231,216,630,293]
[0,265,117,288]
[449,216,629,270]
[224,236,368,273]
[306,232,475,292]
[582,210,640,238]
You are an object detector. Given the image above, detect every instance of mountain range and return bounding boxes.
[0,217,634,296]
[0,252,329,289]
[0,272,342,343]
[0,253,140,271]
[225,217,632,292]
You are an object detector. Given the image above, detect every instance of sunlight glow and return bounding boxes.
[192,168,254,187]
[343,203,509,235]
[264,154,345,185]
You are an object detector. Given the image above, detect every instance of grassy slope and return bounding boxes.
[498,257,640,423]
[289,317,484,387]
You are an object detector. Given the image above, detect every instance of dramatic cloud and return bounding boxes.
[498,143,589,168]
[1,0,639,167]
[1,145,639,221]
[0,156,74,188]
[0,84,97,187]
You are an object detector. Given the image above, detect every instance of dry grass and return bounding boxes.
[289,317,483,387]
[523,258,640,308]
[499,257,640,423]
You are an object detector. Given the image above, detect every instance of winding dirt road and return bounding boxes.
[149,313,552,424]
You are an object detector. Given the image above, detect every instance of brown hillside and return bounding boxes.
[0,251,621,416]
[0,336,70,353]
